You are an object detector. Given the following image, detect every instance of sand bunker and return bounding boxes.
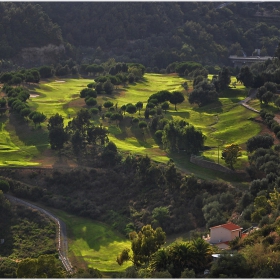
[30,94,39,98]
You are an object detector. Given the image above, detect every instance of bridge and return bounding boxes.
[229,55,273,68]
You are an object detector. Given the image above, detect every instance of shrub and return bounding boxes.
[155,130,163,141]
[85,97,97,106]
[0,180,10,192]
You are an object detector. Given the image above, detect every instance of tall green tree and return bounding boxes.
[47,113,68,150]
[169,91,185,111]
[31,112,46,128]
[237,66,253,88]
[222,143,242,169]
[135,101,143,115]
[218,67,231,90]
[117,224,166,267]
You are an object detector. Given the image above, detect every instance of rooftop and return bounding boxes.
[210,222,242,231]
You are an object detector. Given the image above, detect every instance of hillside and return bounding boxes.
[1,2,280,68]
[2,2,280,278]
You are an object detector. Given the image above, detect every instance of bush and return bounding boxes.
[155,130,163,141]
[90,108,99,115]
[85,97,97,106]
[0,180,10,192]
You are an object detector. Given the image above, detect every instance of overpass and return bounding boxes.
[229,55,273,68]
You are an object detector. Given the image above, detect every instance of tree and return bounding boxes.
[110,112,123,126]
[0,180,9,193]
[169,91,185,110]
[191,238,212,272]
[17,255,65,278]
[16,258,37,278]
[0,98,6,108]
[31,112,46,128]
[208,253,250,278]
[103,101,114,109]
[237,65,253,88]
[117,225,166,267]
[189,80,218,107]
[139,121,147,130]
[222,144,242,169]
[150,248,169,273]
[47,113,68,150]
[126,103,137,115]
[218,67,231,90]
[80,88,97,98]
[256,86,267,103]
[246,134,274,153]
[274,97,280,109]
[85,97,97,106]
[103,80,114,94]
[120,104,126,115]
[161,101,169,113]
[135,101,143,115]
[20,107,31,119]
[39,65,54,78]
[152,206,169,226]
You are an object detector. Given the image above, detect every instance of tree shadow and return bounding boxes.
[8,114,49,154]
[170,111,190,119]
[192,100,223,114]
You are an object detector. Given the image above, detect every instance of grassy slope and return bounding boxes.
[47,208,132,273]
[0,74,261,173]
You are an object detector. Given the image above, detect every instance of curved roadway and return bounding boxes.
[4,194,74,274]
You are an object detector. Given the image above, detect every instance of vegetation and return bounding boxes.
[2,1,280,277]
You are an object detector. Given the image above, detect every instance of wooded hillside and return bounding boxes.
[2,2,280,68]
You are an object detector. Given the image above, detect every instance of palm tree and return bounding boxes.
[150,248,169,272]
[191,238,212,272]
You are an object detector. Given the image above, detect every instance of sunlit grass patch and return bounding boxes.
[48,209,132,273]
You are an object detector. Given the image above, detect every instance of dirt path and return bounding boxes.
[4,194,74,274]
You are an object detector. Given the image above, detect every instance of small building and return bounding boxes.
[203,222,243,249]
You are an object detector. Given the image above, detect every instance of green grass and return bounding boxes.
[0,115,40,166]
[48,209,132,273]
[29,78,92,124]
[0,74,263,173]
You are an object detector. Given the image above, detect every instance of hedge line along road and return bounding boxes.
[4,194,74,274]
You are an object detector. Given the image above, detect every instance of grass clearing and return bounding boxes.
[48,209,132,273]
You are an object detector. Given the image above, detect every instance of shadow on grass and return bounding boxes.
[0,114,8,128]
[8,113,49,154]
[192,100,223,114]
[170,111,190,119]
[219,88,247,98]
[167,151,248,183]
[63,217,125,251]
[260,103,279,114]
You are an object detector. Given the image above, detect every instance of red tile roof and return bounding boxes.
[210,222,242,231]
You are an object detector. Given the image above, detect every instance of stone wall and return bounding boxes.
[190,155,234,173]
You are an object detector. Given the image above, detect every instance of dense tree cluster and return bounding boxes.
[2,3,280,69]
[161,119,205,154]
[188,78,219,107]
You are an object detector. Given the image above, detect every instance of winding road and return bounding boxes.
[4,194,74,274]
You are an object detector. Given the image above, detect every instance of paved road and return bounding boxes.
[4,194,74,274]
[238,88,260,113]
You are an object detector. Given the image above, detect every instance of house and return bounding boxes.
[204,222,243,249]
